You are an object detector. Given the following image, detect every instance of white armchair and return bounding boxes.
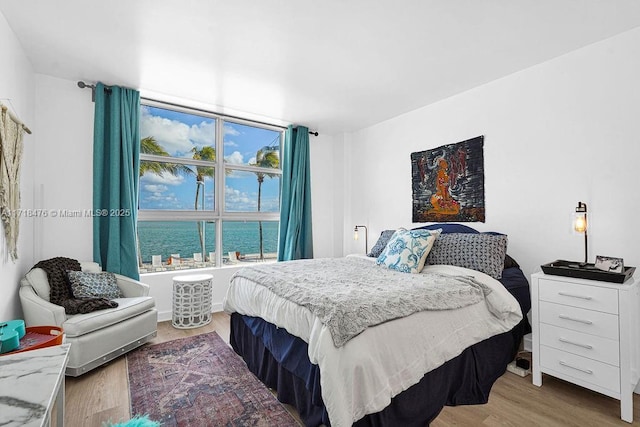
[19,261,157,376]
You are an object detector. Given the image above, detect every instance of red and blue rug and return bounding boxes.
[127,331,299,426]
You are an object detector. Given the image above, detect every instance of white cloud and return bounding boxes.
[146,193,176,202]
[225,186,250,203]
[225,185,255,210]
[140,107,215,156]
[225,169,245,179]
[258,196,280,212]
[224,151,245,165]
[143,184,168,193]
[147,198,180,209]
[189,120,215,146]
[224,140,239,148]
[141,109,191,155]
[140,188,182,209]
[247,156,256,165]
[224,125,240,136]
[223,185,278,212]
[140,172,185,186]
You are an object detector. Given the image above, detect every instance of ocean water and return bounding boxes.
[138,221,278,263]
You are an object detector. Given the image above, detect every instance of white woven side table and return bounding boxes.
[172,274,213,329]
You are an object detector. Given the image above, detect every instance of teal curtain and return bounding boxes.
[93,83,141,279]
[278,125,313,261]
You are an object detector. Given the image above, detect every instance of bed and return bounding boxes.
[224,225,531,426]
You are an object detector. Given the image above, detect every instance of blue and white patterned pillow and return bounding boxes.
[376,228,441,273]
[67,271,123,299]
[425,233,508,279]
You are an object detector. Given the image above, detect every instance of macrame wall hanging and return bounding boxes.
[0,102,31,262]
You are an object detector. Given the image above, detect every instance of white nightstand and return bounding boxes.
[531,272,639,423]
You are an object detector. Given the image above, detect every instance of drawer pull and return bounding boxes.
[558,337,593,349]
[558,314,593,325]
[558,291,592,300]
[559,360,593,375]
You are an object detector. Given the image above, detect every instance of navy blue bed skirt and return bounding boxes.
[230,312,527,426]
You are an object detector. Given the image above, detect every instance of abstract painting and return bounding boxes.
[411,136,485,223]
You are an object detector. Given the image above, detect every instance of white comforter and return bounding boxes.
[223,256,523,427]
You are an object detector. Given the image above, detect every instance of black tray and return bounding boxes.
[541,260,635,284]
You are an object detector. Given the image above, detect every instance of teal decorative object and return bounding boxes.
[103,414,160,427]
[0,319,26,353]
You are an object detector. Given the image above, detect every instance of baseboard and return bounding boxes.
[157,310,172,322]
[157,303,224,323]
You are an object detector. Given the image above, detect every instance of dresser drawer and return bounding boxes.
[539,278,618,314]
[539,301,619,340]
[540,323,619,366]
[540,345,620,393]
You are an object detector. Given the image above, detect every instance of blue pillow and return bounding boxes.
[398,224,516,271]
[425,233,508,279]
[368,230,396,257]
[67,271,123,299]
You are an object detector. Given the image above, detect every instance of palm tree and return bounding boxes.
[251,146,280,260]
[140,136,192,177]
[191,146,216,258]
[136,136,194,266]
[191,146,215,208]
[138,136,193,266]
[139,138,217,265]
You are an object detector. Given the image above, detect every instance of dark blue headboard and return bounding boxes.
[412,223,479,234]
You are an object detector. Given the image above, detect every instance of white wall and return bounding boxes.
[342,27,640,281]
[309,132,344,258]
[0,11,36,321]
[34,75,94,260]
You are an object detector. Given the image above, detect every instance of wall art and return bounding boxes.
[411,135,485,223]
[0,103,30,262]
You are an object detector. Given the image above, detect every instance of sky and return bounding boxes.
[139,105,281,212]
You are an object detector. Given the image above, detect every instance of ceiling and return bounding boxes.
[2,1,640,135]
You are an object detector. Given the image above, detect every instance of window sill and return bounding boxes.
[140,259,277,278]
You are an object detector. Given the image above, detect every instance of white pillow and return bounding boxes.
[376,228,441,273]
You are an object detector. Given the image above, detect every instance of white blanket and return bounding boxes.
[223,257,522,427]
[231,257,497,347]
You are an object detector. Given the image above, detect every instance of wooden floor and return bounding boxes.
[65,312,640,426]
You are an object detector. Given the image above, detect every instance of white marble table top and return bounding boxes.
[0,344,70,427]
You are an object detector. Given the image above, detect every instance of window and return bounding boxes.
[137,102,282,272]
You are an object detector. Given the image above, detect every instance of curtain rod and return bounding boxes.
[77,81,318,136]
[0,100,32,134]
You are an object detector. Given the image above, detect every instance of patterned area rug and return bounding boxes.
[127,332,300,426]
